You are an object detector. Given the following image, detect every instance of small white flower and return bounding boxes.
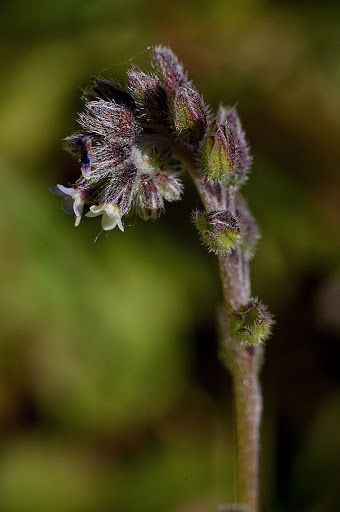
[86,203,124,232]
[50,184,85,227]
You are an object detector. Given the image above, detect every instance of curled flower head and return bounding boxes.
[86,203,124,231]
[58,50,190,230]
[52,46,252,235]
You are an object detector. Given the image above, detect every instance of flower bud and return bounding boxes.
[199,121,233,182]
[171,84,208,144]
[217,106,252,185]
[79,100,141,140]
[152,45,187,92]
[230,298,274,345]
[193,210,241,254]
[86,76,136,111]
[136,173,164,220]
[153,173,183,202]
[127,66,169,124]
[103,162,138,215]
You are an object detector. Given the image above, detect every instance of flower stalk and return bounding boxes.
[186,155,265,512]
[51,45,274,512]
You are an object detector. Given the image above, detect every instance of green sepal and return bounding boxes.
[171,84,208,144]
[199,121,235,183]
[230,298,274,345]
[193,210,241,254]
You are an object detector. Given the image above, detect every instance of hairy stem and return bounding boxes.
[185,152,263,512]
[219,250,263,512]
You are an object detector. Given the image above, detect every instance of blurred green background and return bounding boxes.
[1,0,339,511]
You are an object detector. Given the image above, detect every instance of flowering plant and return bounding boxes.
[51,46,273,512]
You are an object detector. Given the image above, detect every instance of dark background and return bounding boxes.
[0,1,339,511]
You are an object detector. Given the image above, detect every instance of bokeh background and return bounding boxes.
[1,0,339,511]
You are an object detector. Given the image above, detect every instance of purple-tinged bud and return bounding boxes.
[79,136,92,175]
[88,141,132,180]
[127,66,169,124]
[230,298,274,345]
[136,173,164,220]
[171,84,208,144]
[193,210,241,254]
[78,100,141,140]
[153,173,183,202]
[103,162,138,215]
[86,76,137,112]
[152,45,187,92]
[64,134,93,176]
[200,121,233,182]
[217,106,252,185]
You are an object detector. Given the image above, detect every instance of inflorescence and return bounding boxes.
[51,46,252,235]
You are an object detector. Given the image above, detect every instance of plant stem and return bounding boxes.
[184,152,263,512]
[218,250,263,512]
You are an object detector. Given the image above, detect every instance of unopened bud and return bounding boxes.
[136,173,164,220]
[152,45,187,92]
[217,106,252,186]
[154,173,183,202]
[171,84,208,144]
[86,76,136,111]
[127,66,168,123]
[230,298,274,345]
[193,210,241,254]
[103,162,138,215]
[200,121,233,182]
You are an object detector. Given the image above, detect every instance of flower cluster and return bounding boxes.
[51,45,252,237]
[51,46,211,231]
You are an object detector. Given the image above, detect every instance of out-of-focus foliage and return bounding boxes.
[0,1,339,511]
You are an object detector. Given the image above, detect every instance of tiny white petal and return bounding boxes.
[73,198,84,217]
[50,185,67,197]
[85,202,124,231]
[90,204,105,214]
[117,218,124,232]
[86,210,101,218]
[101,214,118,231]
[105,203,121,219]
[56,184,76,197]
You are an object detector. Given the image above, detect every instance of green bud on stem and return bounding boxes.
[193,210,241,254]
[230,298,274,345]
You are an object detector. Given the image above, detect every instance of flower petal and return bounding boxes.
[73,198,84,217]
[101,213,119,231]
[117,218,124,232]
[86,211,101,218]
[56,184,76,197]
[50,185,67,197]
[61,197,74,214]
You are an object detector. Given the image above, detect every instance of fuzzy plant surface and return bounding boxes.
[51,46,274,512]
